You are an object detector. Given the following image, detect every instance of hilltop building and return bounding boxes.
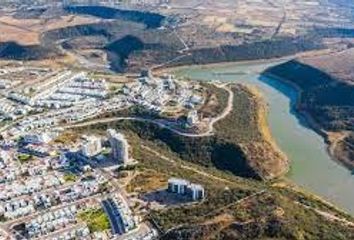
[187,110,199,126]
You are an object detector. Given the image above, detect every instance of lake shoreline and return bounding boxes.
[262,72,354,174]
[245,85,290,179]
[164,57,351,174]
[172,59,354,215]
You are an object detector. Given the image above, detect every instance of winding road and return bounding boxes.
[64,84,234,138]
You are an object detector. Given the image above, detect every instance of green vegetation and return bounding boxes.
[109,85,119,92]
[265,60,354,132]
[98,182,110,193]
[63,173,78,183]
[102,148,111,157]
[17,153,33,163]
[95,105,159,120]
[54,131,80,144]
[75,124,354,240]
[130,134,354,240]
[127,134,262,228]
[127,169,167,193]
[198,82,229,118]
[265,60,354,168]
[78,208,110,233]
[75,84,287,179]
[228,192,354,240]
[72,82,354,239]
[160,192,354,240]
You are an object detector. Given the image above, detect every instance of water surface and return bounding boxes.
[175,60,354,214]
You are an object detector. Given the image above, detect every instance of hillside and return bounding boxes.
[1,3,354,72]
[75,117,354,240]
[74,84,288,180]
[264,51,354,170]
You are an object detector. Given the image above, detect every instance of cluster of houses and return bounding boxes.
[0,98,30,121]
[0,174,63,201]
[122,72,203,113]
[24,205,82,239]
[8,96,131,135]
[57,180,101,203]
[1,198,35,220]
[7,72,108,109]
[0,68,210,240]
[3,70,206,138]
[0,79,18,89]
[1,71,110,126]
[48,225,91,240]
[35,73,108,109]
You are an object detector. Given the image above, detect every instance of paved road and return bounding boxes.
[208,84,234,130]
[64,84,234,138]
[38,223,87,240]
[0,225,14,240]
[5,192,106,229]
[112,223,152,240]
[102,199,125,235]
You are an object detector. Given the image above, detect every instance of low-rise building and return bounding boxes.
[23,132,53,144]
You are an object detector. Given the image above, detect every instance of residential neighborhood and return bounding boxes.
[0,65,207,240]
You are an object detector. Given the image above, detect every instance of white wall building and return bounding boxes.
[167,178,205,201]
[187,110,199,126]
[80,136,102,157]
[189,183,205,201]
[167,178,189,195]
[107,129,130,165]
[23,132,53,144]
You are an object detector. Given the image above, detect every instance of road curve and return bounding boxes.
[64,84,234,138]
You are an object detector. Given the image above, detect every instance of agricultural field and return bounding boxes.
[0,15,101,45]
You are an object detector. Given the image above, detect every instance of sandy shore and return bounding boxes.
[248,86,290,178]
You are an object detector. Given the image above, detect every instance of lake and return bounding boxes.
[174,60,354,214]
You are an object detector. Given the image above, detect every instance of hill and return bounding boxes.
[264,50,354,170]
[74,83,288,180]
[1,3,354,72]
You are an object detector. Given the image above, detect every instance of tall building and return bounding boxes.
[168,178,189,194]
[188,184,205,201]
[107,129,130,165]
[167,178,205,201]
[80,136,102,157]
[187,110,199,126]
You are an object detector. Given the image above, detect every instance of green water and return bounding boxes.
[175,60,354,214]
